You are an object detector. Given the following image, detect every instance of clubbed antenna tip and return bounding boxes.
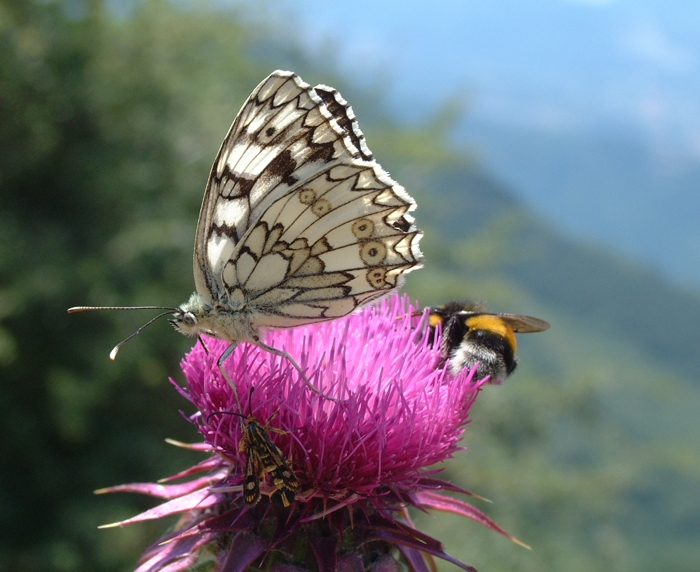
[67,305,181,359]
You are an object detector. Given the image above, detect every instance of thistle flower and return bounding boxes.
[98,295,523,571]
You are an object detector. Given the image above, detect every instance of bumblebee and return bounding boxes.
[425,301,550,382]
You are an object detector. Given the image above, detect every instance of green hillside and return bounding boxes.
[1,1,698,571]
[393,164,700,572]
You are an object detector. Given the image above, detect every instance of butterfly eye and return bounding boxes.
[182,312,197,327]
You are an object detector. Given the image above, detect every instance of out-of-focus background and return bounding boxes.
[2,0,699,570]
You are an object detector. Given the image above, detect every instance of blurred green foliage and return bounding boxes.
[1,1,699,571]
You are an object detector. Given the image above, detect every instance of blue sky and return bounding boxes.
[276,0,700,155]
[265,0,700,287]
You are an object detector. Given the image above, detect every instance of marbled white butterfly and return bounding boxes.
[69,71,423,391]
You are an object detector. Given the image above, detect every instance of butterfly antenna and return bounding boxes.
[68,305,180,360]
[108,310,177,360]
[68,305,180,314]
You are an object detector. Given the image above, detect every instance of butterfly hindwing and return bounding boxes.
[223,165,420,327]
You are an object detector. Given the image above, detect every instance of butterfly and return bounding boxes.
[69,71,423,392]
[423,300,550,382]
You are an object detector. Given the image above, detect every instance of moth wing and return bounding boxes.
[268,446,300,507]
[269,456,300,493]
[270,488,296,507]
[243,446,263,506]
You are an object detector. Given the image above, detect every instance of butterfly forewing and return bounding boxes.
[313,85,374,161]
[195,72,377,302]
[194,70,422,327]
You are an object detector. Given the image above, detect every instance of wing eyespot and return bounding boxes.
[299,188,316,204]
[311,198,332,216]
[352,218,375,239]
[360,241,387,265]
[366,268,387,289]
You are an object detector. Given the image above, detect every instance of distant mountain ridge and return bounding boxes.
[405,162,700,384]
[459,119,700,288]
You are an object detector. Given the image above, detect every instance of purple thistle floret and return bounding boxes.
[99,295,524,572]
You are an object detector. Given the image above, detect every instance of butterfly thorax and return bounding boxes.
[171,291,259,343]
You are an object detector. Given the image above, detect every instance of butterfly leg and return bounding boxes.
[197,335,210,354]
[217,342,243,413]
[253,338,340,402]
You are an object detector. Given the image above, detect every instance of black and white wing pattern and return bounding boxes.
[193,70,423,328]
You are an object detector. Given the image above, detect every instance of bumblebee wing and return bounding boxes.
[425,301,549,334]
[497,314,550,333]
